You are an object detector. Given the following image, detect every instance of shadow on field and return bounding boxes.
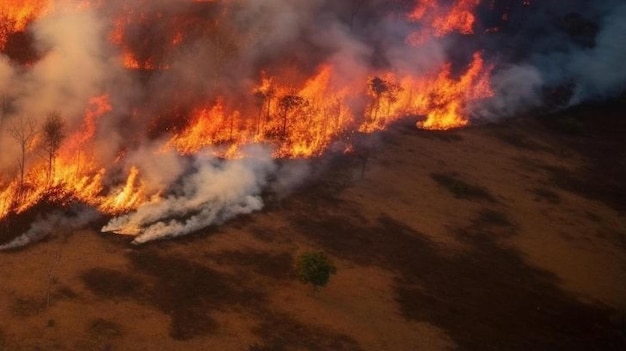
[540,100,626,212]
[287,189,625,350]
[81,249,360,349]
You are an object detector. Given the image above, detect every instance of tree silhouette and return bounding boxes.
[41,112,66,184]
[368,76,400,122]
[0,93,11,143]
[278,94,308,138]
[9,116,38,196]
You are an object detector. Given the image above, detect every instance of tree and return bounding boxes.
[253,82,276,136]
[9,116,38,192]
[0,93,11,145]
[296,251,337,292]
[41,112,66,183]
[278,94,308,138]
[368,76,401,122]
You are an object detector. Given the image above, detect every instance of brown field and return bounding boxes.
[1,102,625,350]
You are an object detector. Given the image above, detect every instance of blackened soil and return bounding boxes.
[286,184,625,350]
[538,98,626,212]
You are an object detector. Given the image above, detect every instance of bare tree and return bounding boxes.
[278,94,308,137]
[253,82,276,137]
[0,93,11,141]
[9,116,38,192]
[41,112,66,184]
[368,76,400,122]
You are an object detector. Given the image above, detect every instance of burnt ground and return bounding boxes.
[0,102,625,350]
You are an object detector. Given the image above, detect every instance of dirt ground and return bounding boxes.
[1,103,625,350]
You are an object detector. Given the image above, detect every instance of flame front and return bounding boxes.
[0,0,499,229]
[0,0,51,49]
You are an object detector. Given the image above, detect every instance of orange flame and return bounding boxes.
[360,52,493,132]
[408,0,480,45]
[170,64,355,158]
[0,0,496,228]
[0,0,52,49]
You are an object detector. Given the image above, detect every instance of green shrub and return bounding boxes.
[296,251,337,292]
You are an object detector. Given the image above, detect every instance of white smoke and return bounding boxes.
[0,5,118,174]
[0,207,99,251]
[473,1,626,118]
[470,64,543,120]
[270,159,312,199]
[125,140,189,195]
[19,6,113,123]
[2,0,626,248]
[101,145,276,244]
[569,3,626,102]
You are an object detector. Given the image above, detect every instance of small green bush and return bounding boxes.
[296,251,337,292]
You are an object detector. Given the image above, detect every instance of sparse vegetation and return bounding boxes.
[430,172,495,201]
[296,251,337,292]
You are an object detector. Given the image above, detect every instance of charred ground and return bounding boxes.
[0,102,625,350]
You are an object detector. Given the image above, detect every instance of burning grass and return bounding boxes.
[0,0,500,246]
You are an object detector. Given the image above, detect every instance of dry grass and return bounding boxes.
[0,108,625,350]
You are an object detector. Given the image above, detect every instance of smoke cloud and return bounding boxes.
[102,145,276,244]
[1,1,625,245]
[0,206,99,251]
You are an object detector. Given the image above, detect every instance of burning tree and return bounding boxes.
[9,116,37,198]
[253,80,276,137]
[41,111,66,184]
[278,94,309,138]
[368,76,401,123]
[0,93,10,140]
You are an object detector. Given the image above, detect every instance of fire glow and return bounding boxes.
[0,0,508,243]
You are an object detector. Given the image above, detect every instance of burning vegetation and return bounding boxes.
[0,0,624,245]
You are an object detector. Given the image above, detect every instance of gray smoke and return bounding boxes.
[1,0,625,245]
[474,0,626,118]
[101,145,276,244]
[0,207,99,251]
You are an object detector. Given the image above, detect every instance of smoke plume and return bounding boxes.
[102,145,276,244]
[0,205,99,251]
[1,1,625,245]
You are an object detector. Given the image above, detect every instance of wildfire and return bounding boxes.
[170,65,355,158]
[0,0,499,240]
[408,0,480,45]
[0,0,51,49]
